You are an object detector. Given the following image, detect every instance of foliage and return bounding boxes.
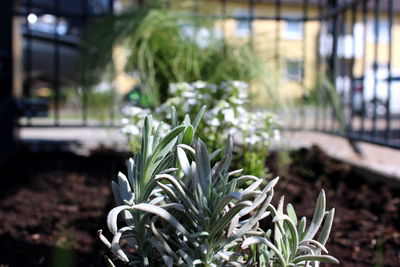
[122,81,280,177]
[99,108,338,266]
[242,191,338,266]
[81,7,268,106]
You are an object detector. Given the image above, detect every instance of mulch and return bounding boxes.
[0,145,399,266]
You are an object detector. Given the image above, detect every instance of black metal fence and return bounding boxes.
[2,0,400,149]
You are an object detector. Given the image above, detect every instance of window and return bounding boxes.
[283,19,303,40]
[285,60,303,81]
[235,11,251,37]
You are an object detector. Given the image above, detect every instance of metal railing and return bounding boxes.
[3,0,400,149]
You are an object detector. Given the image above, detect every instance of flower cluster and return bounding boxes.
[157,81,280,149]
[120,81,280,176]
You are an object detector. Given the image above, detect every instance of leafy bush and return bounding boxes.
[81,7,270,106]
[122,81,280,177]
[100,108,338,266]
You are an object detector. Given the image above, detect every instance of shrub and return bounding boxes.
[122,81,280,177]
[100,108,338,266]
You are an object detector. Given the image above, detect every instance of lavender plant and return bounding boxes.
[101,107,337,266]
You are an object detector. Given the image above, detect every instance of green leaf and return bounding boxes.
[304,190,326,240]
[292,255,339,264]
[195,139,211,196]
[182,125,194,145]
[318,208,335,246]
[192,105,206,132]
[287,203,298,226]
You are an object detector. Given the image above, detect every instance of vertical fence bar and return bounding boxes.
[82,0,88,126]
[0,0,16,152]
[372,0,380,137]
[360,0,368,136]
[221,0,227,48]
[301,0,309,129]
[109,0,115,127]
[275,0,281,111]
[348,4,356,133]
[385,0,394,141]
[329,0,339,133]
[338,3,346,134]
[322,0,329,132]
[26,0,33,125]
[53,0,60,126]
[315,0,323,130]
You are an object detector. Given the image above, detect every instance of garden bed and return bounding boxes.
[0,146,399,266]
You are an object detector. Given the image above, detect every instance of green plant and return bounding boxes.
[81,6,268,106]
[122,81,280,177]
[100,107,337,266]
[242,191,338,266]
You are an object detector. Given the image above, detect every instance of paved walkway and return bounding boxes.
[19,127,400,183]
[280,131,400,184]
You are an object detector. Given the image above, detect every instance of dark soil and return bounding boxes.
[267,146,400,267]
[0,145,399,266]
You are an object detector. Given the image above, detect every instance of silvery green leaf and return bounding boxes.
[304,190,326,240]
[177,144,196,156]
[272,214,299,255]
[292,255,339,264]
[149,195,165,205]
[241,179,263,196]
[156,182,179,203]
[177,147,192,177]
[111,181,122,205]
[118,172,133,203]
[235,175,260,187]
[170,106,178,128]
[274,196,285,250]
[192,105,206,132]
[153,121,164,150]
[131,203,190,237]
[287,203,298,226]
[182,125,194,145]
[209,201,252,241]
[195,139,211,196]
[299,239,328,254]
[156,174,199,217]
[297,245,315,255]
[111,226,132,263]
[220,135,233,172]
[214,191,242,216]
[98,229,111,248]
[107,205,132,235]
[227,214,240,237]
[240,177,278,217]
[126,158,135,189]
[159,168,178,174]
[318,208,335,246]
[228,169,243,177]
[183,114,191,126]
[298,217,307,239]
[241,236,286,266]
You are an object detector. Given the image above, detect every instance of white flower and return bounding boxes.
[273,129,281,142]
[121,125,140,136]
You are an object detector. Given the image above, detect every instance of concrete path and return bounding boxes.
[19,127,400,183]
[280,131,400,184]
